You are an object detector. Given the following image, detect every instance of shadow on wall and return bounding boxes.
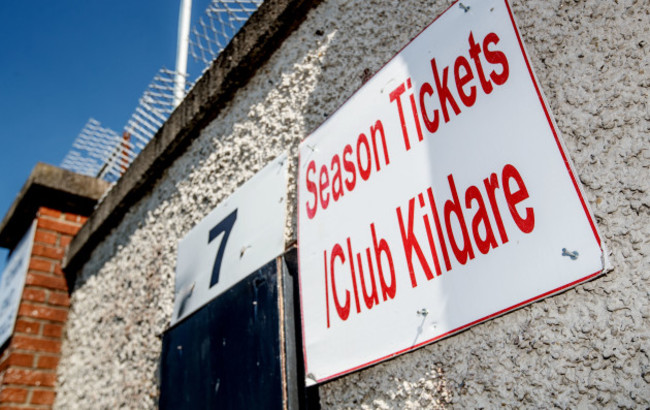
[60,3,351,407]
[297,0,458,407]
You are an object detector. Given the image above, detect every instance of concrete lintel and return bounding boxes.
[0,163,111,251]
[63,0,322,281]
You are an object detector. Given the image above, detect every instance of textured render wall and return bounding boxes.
[55,0,649,408]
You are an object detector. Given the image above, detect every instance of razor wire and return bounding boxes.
[189,0,264,66]
[63,68,190,183]
[61,0,264,185]
[114,67,190,180]
[60,119,124,180]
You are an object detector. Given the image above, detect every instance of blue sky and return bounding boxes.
[0,0,213,272]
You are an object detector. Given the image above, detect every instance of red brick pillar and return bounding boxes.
[0,207,86,409]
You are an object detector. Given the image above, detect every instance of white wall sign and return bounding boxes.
[0,221,36,347]
[297,0,604,385]
[171,153,289,326]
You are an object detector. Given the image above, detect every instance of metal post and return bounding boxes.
[173,0,192,107]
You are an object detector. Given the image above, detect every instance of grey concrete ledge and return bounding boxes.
[0,162,111,251]
[63,0,322,284]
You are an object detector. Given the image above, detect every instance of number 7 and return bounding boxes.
[208,209,238,288]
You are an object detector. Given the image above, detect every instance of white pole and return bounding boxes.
[173,0,192,107]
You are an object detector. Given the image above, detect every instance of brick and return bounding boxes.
[63,213,84,223]
[31,389,56,405]
[21,288,46,303]
[0,354,8,373]
[31,245,64,261]
[47,292,69,307]
[5,353,34,368]
[28,259,52,274]
[14,319,40,336]
[36,356,59,370]
[25,273,67,291]
[2,368,57,387]
[0,387,28,404]
[42,324,63,338]
[18,304,67,323]
[10,336,60,354]
[0,406,35,410]
[34,230,57,245]
[36,218,80,236]
[79,216,88,224]
[38,207,61,219]
[59,235,72,248]
[52,263,63,277]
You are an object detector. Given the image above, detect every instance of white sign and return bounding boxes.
[0,221,36,347]
[171,153,289,325]
[297,0,604,385]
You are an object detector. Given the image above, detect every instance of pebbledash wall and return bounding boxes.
[55,0,648,408]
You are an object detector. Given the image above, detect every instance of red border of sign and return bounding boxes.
[297,0,603,385]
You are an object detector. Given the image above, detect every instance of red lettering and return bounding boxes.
[330,155,344,202]
[419,193,442,276]
[468,31,493,94]
[389,83,411,150]
[431,58,461,123]
[356,133,372,181]
[305,161,318,219]
[483,32,509,85]
[443,174,475,265]
[483,173,509,244]
[343,144,356,191]
[357,248,379,309]
[330,244,350,321]
[370,120,389,171]
[454,56,476,107]
[303,119,391,217]
[319,165,330,210]
[346,238,362,314]
[419,82,439,133]
[371,223,396,300]
[407,78,424,143]
[502,164,535,233]
[465,185,498,255]
[385,164,534,279]
[396,198,435,288]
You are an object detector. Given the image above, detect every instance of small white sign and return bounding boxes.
[0,221,36,347]
[171,153,289,326]
[297,0,603,385]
